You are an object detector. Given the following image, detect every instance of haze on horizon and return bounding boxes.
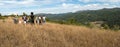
[0,0,120,15]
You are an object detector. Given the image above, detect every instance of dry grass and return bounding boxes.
[0,18,120,47]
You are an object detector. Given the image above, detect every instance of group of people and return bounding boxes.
[13,12,46,25]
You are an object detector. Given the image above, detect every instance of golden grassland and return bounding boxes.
[0,18,120,47]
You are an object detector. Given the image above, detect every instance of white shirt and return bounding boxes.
[43,16,46,20]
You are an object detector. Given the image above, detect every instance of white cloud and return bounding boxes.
[0,0,120,15]
[79,0,91,3]
[78,0,120,3]
[32,3,118,14]
[0,0,34,5]
[1,3,119,15]
[98,0,120,3]
[60,0,67,2]
[62,3,81,9]
[0,3,4,5]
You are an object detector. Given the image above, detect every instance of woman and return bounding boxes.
[36,16,42,24]
[22,16,27,24]
[13,15,19,24]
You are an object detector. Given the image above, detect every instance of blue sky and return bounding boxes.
[0,0,120,15]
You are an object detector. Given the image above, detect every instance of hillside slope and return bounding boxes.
[41,8,120,29]
[0,19,120,47]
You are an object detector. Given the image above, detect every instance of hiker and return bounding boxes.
[41,16,43,24]
[22,16,28,24]
[36,16,42,24]
[13,14,19,24]
[42,16,46,23]
[30,12,35,24]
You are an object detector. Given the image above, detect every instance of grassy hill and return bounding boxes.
[38,8,120,29]
[0,18,120,47]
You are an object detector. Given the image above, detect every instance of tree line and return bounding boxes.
[44,8,120,30]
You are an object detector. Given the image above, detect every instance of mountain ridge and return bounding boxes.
[36,7,120,29]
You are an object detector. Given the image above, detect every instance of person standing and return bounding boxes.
[30,12,35,24]
[22,16,27,24]
[13,14,19,24]
[36,16,42,24]
[42,16,46,23]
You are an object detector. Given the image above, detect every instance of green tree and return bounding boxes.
[10,14,16,17]
[113,25,120,31]
[68,18,76,24]
[23,12,27,16]
[103,24,110,29]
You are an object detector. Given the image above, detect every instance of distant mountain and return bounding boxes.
[36,8,120,29]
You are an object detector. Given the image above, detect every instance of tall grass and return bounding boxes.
[0,18,120,47]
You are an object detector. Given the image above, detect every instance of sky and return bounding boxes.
[0,0,120,15]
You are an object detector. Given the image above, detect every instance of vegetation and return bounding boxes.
[0,18,120,47]
[0,8,120,30]
[0,13,8,19]
[0,13,1,16]
[23,12,28,16]
[41,8,120,30]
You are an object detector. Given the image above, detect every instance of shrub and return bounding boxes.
[113,25,120,31]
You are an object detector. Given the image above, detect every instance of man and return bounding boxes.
[30,12,35,24]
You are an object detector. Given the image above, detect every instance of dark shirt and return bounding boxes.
[30,15,34,20]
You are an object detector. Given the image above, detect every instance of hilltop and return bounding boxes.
[36,8,120,29]
[0,18,120,47]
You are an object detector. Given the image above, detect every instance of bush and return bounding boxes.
[102,24,110,29]
[113,25,120,31]
[85,22,94,28]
